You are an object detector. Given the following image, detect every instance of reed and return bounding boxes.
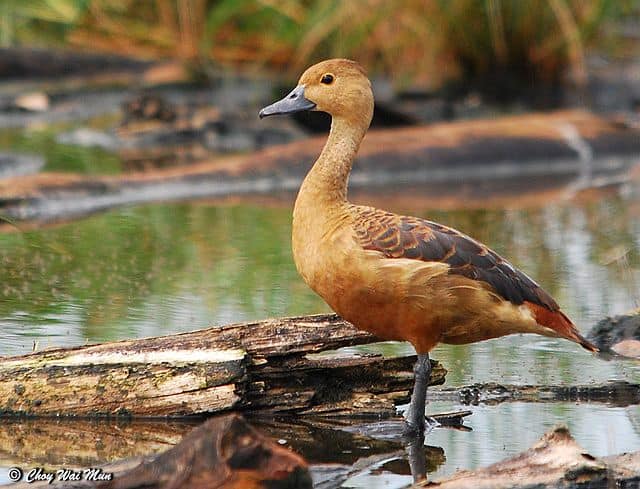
[2,0,634,88]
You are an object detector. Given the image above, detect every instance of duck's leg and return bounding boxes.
[403,353,431,435]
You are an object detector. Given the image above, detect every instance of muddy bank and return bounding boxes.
[1,110,639,224]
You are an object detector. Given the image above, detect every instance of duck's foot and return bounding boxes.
[402,416,439,438]
[402,419,423,438]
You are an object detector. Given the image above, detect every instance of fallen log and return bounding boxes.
[0,411,469,488]
[2,110,639,222]
[98,414,311,489]
[0,410,470,486]
[419,425,640,488]
[0,314,445,418]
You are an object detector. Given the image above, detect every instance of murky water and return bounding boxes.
[1,116,640,486]
[0,189,639,486]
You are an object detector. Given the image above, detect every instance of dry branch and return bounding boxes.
[0,314,445,418]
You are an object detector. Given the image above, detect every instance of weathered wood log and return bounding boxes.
[0,314,445,418]
[0,48,150,81]
[433,379,640,406]
[417,425,640,488]
[2,110,639,222]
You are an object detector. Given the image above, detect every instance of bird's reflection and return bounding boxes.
[405,432,428,482]
[253,414,471,485]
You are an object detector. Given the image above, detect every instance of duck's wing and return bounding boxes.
[351,206,597,351]
[353,206,555,309]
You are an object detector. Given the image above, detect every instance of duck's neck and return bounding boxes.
[296,116,368,210]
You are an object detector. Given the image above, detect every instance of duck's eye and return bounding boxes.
[320,73,334,85]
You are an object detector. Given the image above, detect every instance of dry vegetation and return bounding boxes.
[1,0,635,88]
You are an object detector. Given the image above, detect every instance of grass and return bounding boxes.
[1,0,636,89]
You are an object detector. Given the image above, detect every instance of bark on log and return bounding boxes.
[0,314,445,418]
[418,425,640,488]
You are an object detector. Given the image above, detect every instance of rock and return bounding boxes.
[587,309,640,357]
[612,339,640,358]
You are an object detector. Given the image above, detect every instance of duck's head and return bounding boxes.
[259,59,373,127]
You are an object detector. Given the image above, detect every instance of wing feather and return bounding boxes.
[352,206,558,311]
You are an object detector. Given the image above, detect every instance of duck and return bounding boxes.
[259,59,598,435]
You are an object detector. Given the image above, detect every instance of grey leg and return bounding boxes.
[403,353,431,435]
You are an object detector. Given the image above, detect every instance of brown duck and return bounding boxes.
[259,59,598,434]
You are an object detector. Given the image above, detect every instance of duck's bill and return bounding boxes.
[259,85,316,118]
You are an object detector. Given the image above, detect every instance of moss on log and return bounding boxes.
[0,314,445,418]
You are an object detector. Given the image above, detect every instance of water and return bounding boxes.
[0,181,639,486]
[1,194,638,356]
